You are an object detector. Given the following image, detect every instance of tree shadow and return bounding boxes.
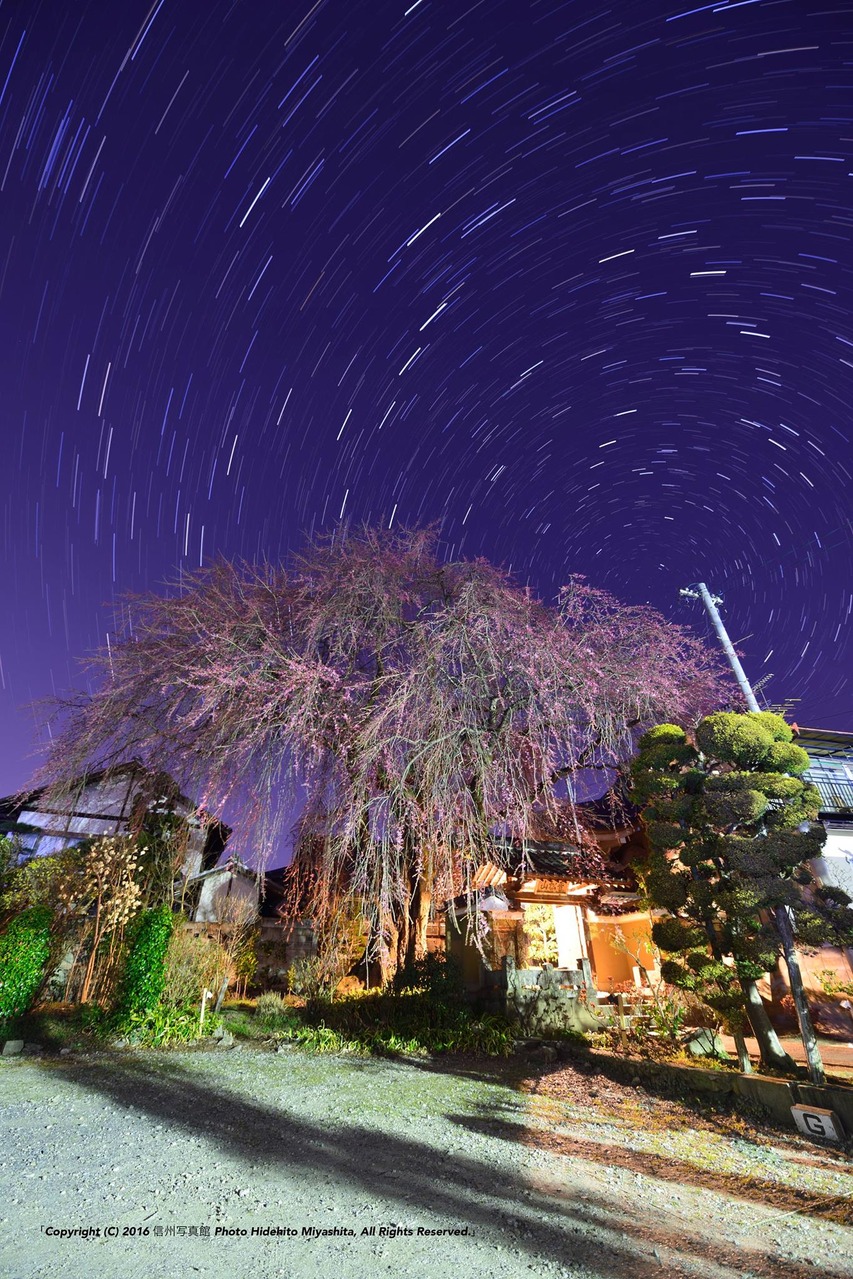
[448,1104,853,1227]
[400,1050,795,1155]
[41,1051,851,1279]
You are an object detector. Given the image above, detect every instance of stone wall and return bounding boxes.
[504,956,602,1036]
[254,919,316,988]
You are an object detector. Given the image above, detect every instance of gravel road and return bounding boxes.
[1,1045,851,1279]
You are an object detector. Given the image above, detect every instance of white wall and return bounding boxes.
[195,871,258,924]
[553,903,588,970]
[812,823,853,903]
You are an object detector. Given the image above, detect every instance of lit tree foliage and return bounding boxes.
[40,526,730,974]
[632,712,852,1080]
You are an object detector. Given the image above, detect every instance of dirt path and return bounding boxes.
[1,1046,851,1279]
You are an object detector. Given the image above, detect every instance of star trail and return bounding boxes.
[1,0,852,792]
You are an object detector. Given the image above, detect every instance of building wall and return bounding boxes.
[811,822,853,903]
[194,871,258,923]
[586,911,658,991]
[254,919,316,987]
[16,771,212,875]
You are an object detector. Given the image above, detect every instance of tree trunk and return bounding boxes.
[381,915,399,987]
[404,880,432,968]
[774,905,825,1086]
[396,904,411,975]
[80,902,103,1004]
[740,976,798,1075]
[732,1027,753,1074]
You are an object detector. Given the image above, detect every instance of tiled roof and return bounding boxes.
[489,838,584,878]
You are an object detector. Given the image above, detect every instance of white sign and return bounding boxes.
[791,1104,844,1143]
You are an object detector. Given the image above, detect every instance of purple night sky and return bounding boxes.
[1,0,852,796]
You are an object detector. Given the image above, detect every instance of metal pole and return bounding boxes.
[680,583,761,711]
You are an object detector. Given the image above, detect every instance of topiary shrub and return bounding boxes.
[118,904,175,1015]
[0,906,53,1029]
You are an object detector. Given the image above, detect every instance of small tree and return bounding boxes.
[118,904,175,1015]
[632,713,851,1082]
[56,836,143,1004]
[523,904,559,966]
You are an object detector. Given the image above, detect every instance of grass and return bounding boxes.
[5,1000,223,1051]
[239,987,518,1058]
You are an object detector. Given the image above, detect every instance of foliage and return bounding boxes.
[118,905,175,1014]
[60,836,144,1004]
[162,926,230,1007]
[632,712,853,1049]
[0,835,24,919]
[301,992,516,1057]
[816,969,853,1000]
[117,1002,221,1048]
[39,526,731,979]
[0,906,53,1028]
[255,991,297,1027]
[391,952,464,1000]
[607,925,691,1043]
[523,904,559,966]
[286,956,331,1000]
[1,846,76,919]
[253,981,515,1057]
[232,928,258,994]
[132,790,194,909]
[254,991,303,1040]
[211,897,261,1000]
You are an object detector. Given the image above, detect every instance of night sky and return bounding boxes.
[2,0,852,796]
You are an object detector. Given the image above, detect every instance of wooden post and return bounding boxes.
[615,991,629,1052]
[579,956,594,1006]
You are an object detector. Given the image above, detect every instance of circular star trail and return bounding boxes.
[1,0,852,790]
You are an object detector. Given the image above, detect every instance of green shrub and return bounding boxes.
[255,991,299,1031]
[118,1002,220,1048]
[392,953,464,1001]
[118,904,175,1014]
[291,987,514,1057]
[286,956,329,1000]
[0,906,53,1029]
[637,724,687,749]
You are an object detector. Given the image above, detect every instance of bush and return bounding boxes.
[118,1002,220,1048]
[296,987,514,1057]
[286,957,330,1000]
[118,905,175,1014]
[0,906,53,1029]
[163,927,230,1007]
[255,991,299,1031]
[391,953,463,1000]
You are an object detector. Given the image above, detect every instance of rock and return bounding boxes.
[212,1025,225,1040]
[59,1048,73,1056]
[217,1031,235,1048]
[527,1044,558,1065]
[687,1029,730,1059]
[1,1040,23,1056]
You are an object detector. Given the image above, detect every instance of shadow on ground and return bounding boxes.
[448,1101,853,1226]
[37,1051,852,1279]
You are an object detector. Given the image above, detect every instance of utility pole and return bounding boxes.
[679,583,761,711]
